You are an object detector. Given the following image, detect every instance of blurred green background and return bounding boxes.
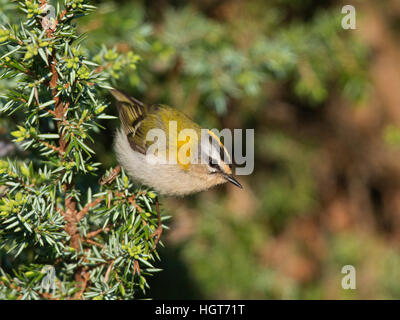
[3,0,400,299]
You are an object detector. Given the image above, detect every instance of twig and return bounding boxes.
[40,292,59,300]
[150,197,162,252]
[94,62,112,74]
[99,165,121,185]
[104,260,115,283]
[73,270,90,300]
[39,140,63,154]
[133,260,141,276]
[84,238,104,248]
[38,4,76,251]
[76,196,104,221]
[34,86,40,106]
[86,227,110,239]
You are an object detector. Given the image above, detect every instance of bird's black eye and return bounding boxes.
[208,158,220,172]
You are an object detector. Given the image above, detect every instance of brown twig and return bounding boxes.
[86,227,110,239]
[73,270,90,300]
[39,2,82,288]
[99,165,121,185]
[150,197,163,252]
[133,260,141,276]
[84,238,104,248]
[63,194,79,249]
[76,196,104,221]
[104,260,115,283]
[40,292,59,300]
[94,62,112,74]
[39,140,63,154]
[34,86,40,106]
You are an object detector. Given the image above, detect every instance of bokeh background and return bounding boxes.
[3,0,400,299]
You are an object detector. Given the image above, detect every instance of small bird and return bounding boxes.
[110,89,242,196]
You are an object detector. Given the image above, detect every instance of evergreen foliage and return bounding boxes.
[0,0,165,300]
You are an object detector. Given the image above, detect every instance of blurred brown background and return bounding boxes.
[72,0,400,299]
[3,0,400,299]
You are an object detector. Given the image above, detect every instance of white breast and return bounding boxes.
[114,129,226,196]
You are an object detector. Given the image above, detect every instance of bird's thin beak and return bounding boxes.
[225,174,243,189]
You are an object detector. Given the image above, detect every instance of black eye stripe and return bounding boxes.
[219,146,226,163]
[208,158,220,170]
